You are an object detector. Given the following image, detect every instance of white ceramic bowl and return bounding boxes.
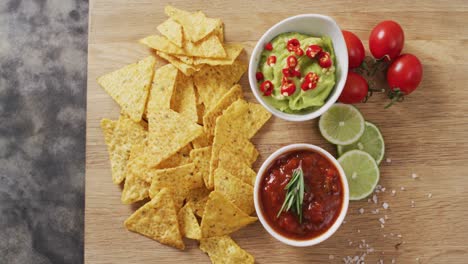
[248,14,348,122]
[253,144,349,247]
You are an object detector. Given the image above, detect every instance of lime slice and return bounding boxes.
[318,104,365,145]
[337,121,385,164]
[338,150,380,200]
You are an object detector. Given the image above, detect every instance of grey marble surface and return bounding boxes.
[0,0,88,263]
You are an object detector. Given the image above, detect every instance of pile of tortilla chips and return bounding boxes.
[98,6,271,264]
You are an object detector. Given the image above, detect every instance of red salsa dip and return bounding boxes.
[260,149,344,240]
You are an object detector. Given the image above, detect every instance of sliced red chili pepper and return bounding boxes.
[301,72,320,91]
[286,55,298,68]
[267,55,276,66]
[306,45,322,59]
[265,42,273,51]
[256,72,264,81]
[282,67,301,78]
[286,38,300,52]
[260,80,274,96]
[294,47,304,56]
[280,78,296,96]
[318,51,332,68]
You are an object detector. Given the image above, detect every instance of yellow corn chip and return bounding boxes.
[190,146,211,188]
[218,150,257,186]
[121,143,153,204]
[186,187,210,217]
[140,35,185,55]
[200,236,254,264]
[193,61,247,110]
[214,21,224,43]
[165,5,219,43]
[156,51,199,76]
[194,43,244,66]
[97,56,155,122]
[146,64,178,115]
[157,18,183,47]
[173,54,194,65]
[157,144,192,169]
[200,191,257,238]
[171,74,198,123]
[101,119,116,146]
[216,99,272,139]
[146,109,202,167]
[184,34,226,58]
[203,84,244,136]
[124,188,184,250]
[178,203,202,240]
[214,168,254,215]
[208,135,258,189]
[101,115,147,184]
[148,163,203,208]
[191,132,213,149]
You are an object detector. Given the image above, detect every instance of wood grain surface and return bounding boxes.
[86,1,468,263]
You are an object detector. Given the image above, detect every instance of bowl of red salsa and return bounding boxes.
[254,144,349,247]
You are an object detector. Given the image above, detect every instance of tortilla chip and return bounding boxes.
[214,168,254,215]
[157,18,183,47]
[184,34,226,58]
[173,54,194,65]
[124,188,184,250]
[146,109,202,167]
[146,64,178,115]
[165,5,219,43]
[203,84,244,136]
[101,119,117,146]
[190,146,211,188]
[200,191,257,237]
[200,236,254,264]
[178,203,202,240]
[148,163,203,208]
[171,74,198,123]
[208,135,258,189]
[214,21,224,43]
[156,51,199,76]
[121,142,154,204]
[193,61,247,110]
[191,132,213,149]
[102,115,147,184]
[194,43,244,66]
[218,150,257,186]
[140,35,185,55]
[186,187,210,217]
[157,144,192,169]
[216,99,272,139]
[97,56,155,122]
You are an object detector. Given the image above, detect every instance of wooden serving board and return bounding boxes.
[86,1,468,263]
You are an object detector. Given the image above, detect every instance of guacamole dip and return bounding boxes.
[256,32,336,113]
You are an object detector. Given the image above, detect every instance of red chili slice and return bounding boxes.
[282,67,301,78]
[301,72,320,91]
[260,80,274,96]
[265,42,273,51]
[306,45,322,59]
[267,55,276,66]
[280,78,296,96]
[286,38,301,52]
[286,55,298,68]
[256,72,264,81]
[294,47,304,56]
[318,51,332,68]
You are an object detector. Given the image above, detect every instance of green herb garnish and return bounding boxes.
[276,162,305,223]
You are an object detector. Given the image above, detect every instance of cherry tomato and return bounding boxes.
[301,72,319,91]
[265,42,273,51]
[369,20,404,61]
[281,78,296,96]
[286,38,300,52]
[342,30,365,68]
[387,54,422,95]
[260,80,273,96]
[338,72,369,104]
[286,55,298,68]
[306,45,322,59]
[318,51,332,68]
[267,55,276,66]
[255,72,264,81]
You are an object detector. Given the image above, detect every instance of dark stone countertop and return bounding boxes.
[0,0,88,263]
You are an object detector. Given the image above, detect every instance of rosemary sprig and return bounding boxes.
[276,162,305,223]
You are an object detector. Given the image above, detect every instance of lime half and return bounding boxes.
[337,121,385,164]
[338,150,380,200]
[319,104,365,145]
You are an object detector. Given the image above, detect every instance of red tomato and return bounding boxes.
[369,20,404,60]
[342,30,365,68]
[338,72,369,104]
[387,54,423,95]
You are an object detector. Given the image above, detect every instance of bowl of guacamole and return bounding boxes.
[249,14,348,121]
